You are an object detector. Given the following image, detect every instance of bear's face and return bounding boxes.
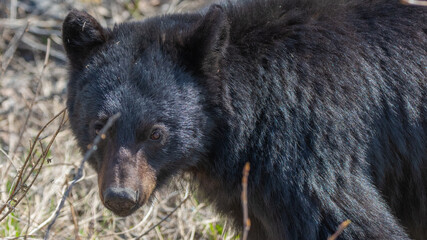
[63,7,228,216]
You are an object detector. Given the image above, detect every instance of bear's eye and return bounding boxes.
[94,121,104,135]
[150,129,162,141]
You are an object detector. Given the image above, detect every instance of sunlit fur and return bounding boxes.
[63,1,427,239]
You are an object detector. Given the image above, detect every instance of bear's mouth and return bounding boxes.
[105,203,142,217]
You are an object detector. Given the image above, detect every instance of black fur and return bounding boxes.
[62,0,427,239]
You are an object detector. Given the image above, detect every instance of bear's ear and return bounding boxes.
[62,9,109,68]
[180,5,230,74]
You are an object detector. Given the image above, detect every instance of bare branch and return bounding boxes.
[135,188,190,240]
[9,38,51,159]
[43,113,121,240]
[68,198,81,240]
[0,108,67,222]
[1,22,29,79]
[328,219,351,240]
[400,0,427,6]
[241,162,251,240]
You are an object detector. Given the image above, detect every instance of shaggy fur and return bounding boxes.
[63,0,427,239]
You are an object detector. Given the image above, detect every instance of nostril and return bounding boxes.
[103,187,138,214]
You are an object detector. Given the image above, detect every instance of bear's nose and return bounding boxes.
[103,187,138,215]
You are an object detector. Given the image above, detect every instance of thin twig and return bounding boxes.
[27,185,68,236]
[241,162,251,240]
[9,38,51,159]
[0,18,59,28]
[400,0,427,6]
[43,113,121,240]
[3,108,64,211]
[0,20,62,37]
[1,21,29,80]
[0,149,18,171]
[135,188,190,240]
[10,0,17,20]
[328,219,351,240]
[68,198,81,240]
[0,90,66,117]
[24,195,31,240]
[98,205,154,239]
[0,108,67,222]
[4,47,54,202]
[21,36,67,62]
[2,111,66,218]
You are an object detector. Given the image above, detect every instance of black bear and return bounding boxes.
[62,0,427,239]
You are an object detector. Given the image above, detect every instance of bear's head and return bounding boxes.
[62,6,229,216]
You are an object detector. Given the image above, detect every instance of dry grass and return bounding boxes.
[0,0,238,239]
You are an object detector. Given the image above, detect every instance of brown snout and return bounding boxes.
[98,146,157,216]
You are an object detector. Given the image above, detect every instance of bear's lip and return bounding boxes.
[105,202,142,217]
